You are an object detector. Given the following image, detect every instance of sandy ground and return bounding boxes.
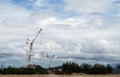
[0,74,120,77]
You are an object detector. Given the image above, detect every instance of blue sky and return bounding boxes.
[0,0,120,67]
[11,0,65,13]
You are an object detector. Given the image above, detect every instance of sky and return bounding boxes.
[0,0,120,67]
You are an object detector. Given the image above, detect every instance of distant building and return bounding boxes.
[94,64,103,67]
[48,66,62,71]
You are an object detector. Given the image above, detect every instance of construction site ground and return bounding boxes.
[0,74,120,77]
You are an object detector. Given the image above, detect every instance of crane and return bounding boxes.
[26,28,42,67]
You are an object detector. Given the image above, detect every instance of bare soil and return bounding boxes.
[0,74,120,77]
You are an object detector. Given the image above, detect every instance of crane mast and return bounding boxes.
[26,28,42,67]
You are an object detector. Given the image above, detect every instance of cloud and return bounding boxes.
[35,14,120,65]
[0,0,120,67]
[64,0,114,14]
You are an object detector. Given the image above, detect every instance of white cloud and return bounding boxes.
[0,0,30,18]
[0,0,120,67]
[33,0,43,7]
[65,0,113,14]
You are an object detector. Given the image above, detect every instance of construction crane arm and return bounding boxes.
[26,28,42,67]
[26,38,30,44]
[31,28,42,44]
[29,28,42,50]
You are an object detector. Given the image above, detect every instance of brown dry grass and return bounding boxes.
[0,74,120,77]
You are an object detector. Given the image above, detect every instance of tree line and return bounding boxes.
[55,62,113,74]
[116,64,120,69]
[0,65,48,74]
[0,62,120,74]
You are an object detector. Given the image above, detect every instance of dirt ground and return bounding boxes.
[0,74,120,77]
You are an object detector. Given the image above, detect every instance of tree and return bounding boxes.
[81,63,92,74]
[0,65,48,74]
[62,62,81,74]
[106,64,112,73]
[116,64,120,69]
[90,64,107,74]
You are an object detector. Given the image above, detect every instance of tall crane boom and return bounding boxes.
[30,28,42,50]
[26,28,42,67]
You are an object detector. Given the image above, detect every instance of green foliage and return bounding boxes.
[116,64,120,69]
[64,69,72,74]
[62,62,81,74]
[54,70,63,75]
[0,65,48,74]
[33,66,48,74]
[90,64,107,74]
[62,62,113,74]
[0,63,114,75]
[81,63,92,74]
[106,64,112,73]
